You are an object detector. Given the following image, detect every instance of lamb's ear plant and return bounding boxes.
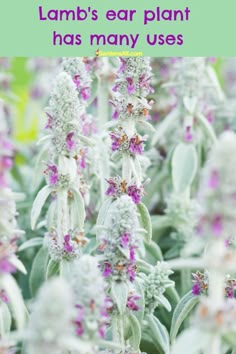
[3,56,236,354]
[0,98,27,340]
[148,58,225,295]
[95,57,174,353]
[30,70,88,284]
[171,131,236,354]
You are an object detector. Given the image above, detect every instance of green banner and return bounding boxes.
[0,0,234,56]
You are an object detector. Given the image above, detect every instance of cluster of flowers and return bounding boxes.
[105,177,144,204]
[98,195,139,283]
[110,127,146,156]
[46,231,85,262]
[111,58,153,122]
[45,71,82,158]
[61,57,91,102]
[197,131,236,240]
[192,271,236,298]
[71,255,110,341]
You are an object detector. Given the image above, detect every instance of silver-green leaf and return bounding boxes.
[170,290,199,343]
[171,143,198,194]
[31,185,51,230]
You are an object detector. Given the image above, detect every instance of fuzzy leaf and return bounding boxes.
[133,278,145,324]
[146,314,170,354]
[137,203,152,243]
[18,237,43,252]
[128,313,141,351]
[144,240,163,264]
[171,143,198,194]
[0,302,11,336]
[29,247,49,296]
[8,255,27,274]
[170,291,199,343]
[0,274,26,331]
[46,259,60,279]
[71,188,86,230]
[96,198,113,233]
[157,294,172,312]
[111,281,128,315]
[165,287,180,309]
[31,185,51,230]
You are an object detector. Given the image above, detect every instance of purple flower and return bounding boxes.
[105,179,117,197]
[126,77,135,94]
[139,74,154,94]
[121,233,130,248]
[103,262,112,277]
[0,258,16,274]
[208,170,219,189]
[98,324,106,338]
[129,245,136,261]
[1,156,13,169]
[211,215,223,236]
[185,126,193,142]
[79,149,87,170]
[73,75,81,89]
[206,111,214,124]
[127,265,136,282]
[127,295,140,311]
[74,304,84,336]
[127,184,142,204]
[66,132,75,151]
[81,87,90,101]
[45,164,59,186]
[112,110,119,120]
[112,84,119,93]
[63,234,73,253]
[226,287,234,298]
[192,283,201,296]
[129,136,144,155]
[75,321,84,336]
[110,132,121,151]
